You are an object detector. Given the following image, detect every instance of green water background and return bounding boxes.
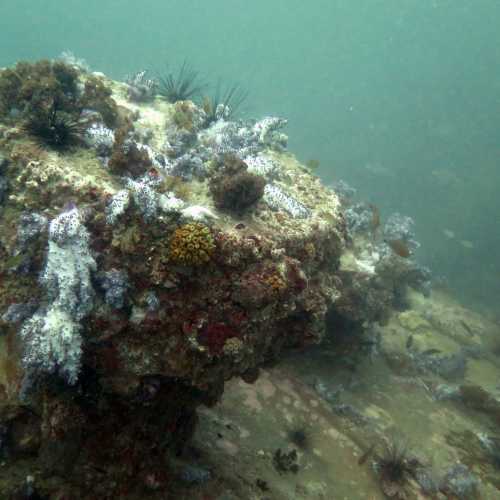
[1,0,499,310]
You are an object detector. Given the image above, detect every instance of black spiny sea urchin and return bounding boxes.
[203,80,248,124]
[23,101,85,149]
[374,434,421,497]
[158,60,205,103]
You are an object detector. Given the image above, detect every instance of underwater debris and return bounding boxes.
[126,70,158,102]
[158,60,204,103]
[273,448,299,474]
[209,154,265,214]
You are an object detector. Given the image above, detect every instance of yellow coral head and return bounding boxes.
[168,222,215,266]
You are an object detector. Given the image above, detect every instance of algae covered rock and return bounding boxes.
[0,60,346,497]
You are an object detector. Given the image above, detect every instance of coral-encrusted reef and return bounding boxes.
[332,181,432,326]
[0,59,347,497]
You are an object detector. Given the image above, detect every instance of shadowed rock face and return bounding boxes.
[0,63,349,497]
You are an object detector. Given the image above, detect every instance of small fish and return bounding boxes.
[385,239,411,258]
[368,204,380,232]
[305,159,320,170]
[364,162,393,177]
[460,320,473,336]
[421,348,441,356]
[358,443,376,465]
[406,334,414,350]
[460,240,474,249]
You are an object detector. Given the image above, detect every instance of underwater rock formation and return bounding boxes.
[0,59,347,497]
[0,58,444,499]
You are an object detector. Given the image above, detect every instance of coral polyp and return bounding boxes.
[168,222,215,266]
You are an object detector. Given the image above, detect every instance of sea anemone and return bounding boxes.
[22,101,85,149]
[158,61,204,103]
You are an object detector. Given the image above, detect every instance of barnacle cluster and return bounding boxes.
[168,222,215,266]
